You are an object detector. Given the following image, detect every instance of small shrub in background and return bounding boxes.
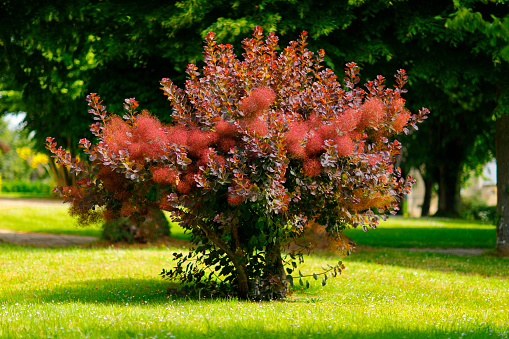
[102,208,170,243]
[47,27,427,300]
[461,196,496,222]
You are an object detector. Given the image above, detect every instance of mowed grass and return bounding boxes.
[0,204,103,237]
[0,204,189,241]
[0,202,507,338]
[0,192,54,199]
[345,216,496,249]
[0,243,508,339]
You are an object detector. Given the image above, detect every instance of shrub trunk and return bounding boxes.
[263,241,289,299]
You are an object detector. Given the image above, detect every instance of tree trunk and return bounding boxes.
[263,241,289,299]
[421,175,434,217]
[233,261,250,300]
[435,163,461,217]
[48,157,75,187]
[192,218,251,300]
[47,136,77,188]
[496,113,509,255]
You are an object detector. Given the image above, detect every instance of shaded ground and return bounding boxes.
[0,197,490,255]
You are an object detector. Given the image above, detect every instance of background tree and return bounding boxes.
[0,0,207,241]
[0,0,199,185]
[443,0,509,254]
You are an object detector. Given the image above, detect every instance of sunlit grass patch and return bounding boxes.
[0,192,54,199]
[383,217,494,229]
[344,216,496,249]
[0,204,189,241]
[0,244,507,338]
[0,205,102,237]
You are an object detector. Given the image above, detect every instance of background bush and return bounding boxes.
[102,209,170,243]
[460,196,496,222]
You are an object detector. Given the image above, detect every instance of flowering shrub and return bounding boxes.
[16,147,50,169]
[46,27,427,300]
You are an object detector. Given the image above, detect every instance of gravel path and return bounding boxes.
[0,229,98,247]
[0,197,64,208]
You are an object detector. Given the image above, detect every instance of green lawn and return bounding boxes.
[0,204,103,237]
[0,244,507,338]
[0,192,55,199]
[0,202,507,338]
[344,216,496,249]
[0,204,189,241]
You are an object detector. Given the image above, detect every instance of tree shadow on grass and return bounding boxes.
[51,325,499,339]
[7,277,175,305]
[306,246,509,279]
